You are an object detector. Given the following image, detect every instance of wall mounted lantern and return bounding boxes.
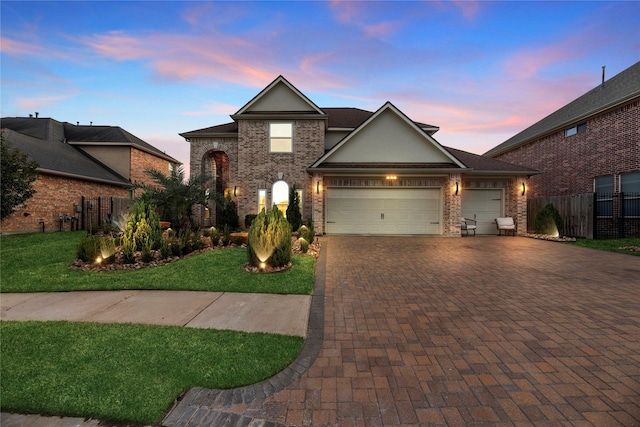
[455,182,459,195]
[316,181,321,194]
[521,182,526,196]
[233,186,238,197]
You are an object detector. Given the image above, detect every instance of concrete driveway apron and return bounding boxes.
[165,236,640,427]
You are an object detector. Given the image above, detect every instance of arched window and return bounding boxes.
[272,180,289,215]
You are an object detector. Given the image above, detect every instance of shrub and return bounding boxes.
[77,235,102,262]
[99,238,116,264]
[221,225,231,246]
[247,205,292,268]
[305,221,315,243]
[534,203,564,236]
[245,214,258,229]
[298,237,309,253]
[221,194,239,230]
[160,239,171,259]
[286,185,302,232]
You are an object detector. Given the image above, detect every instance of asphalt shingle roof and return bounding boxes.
[2,127,130,185]
[485,61,640,157]
[180,107,437,137]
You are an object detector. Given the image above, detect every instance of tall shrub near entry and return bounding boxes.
[247,205,292,268]
[534,203,563,235]
[286,185,302,232]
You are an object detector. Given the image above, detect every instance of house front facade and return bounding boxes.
[182,76,538,236]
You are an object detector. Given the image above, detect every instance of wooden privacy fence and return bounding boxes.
[528,192,640,239]
[528,194,594,238]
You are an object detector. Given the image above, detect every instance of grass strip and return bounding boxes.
[0,321,303,425]
[0,232,315,294]
[564,237,640,256]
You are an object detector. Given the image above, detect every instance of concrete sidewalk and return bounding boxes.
[1,290,311,337]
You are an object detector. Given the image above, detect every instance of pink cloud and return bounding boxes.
[16,95,70,111]
[0,36,44,56]
[181,101,240,117]
[451,0,481,20]
[328,1,401,38]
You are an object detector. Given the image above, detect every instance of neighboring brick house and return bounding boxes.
[1,117,180,234]
[485,61,639,199]
[181,76,538,236]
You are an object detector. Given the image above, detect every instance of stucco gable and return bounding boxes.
[235,76,324,115]
[311,102,465,167]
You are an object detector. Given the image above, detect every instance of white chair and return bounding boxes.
[496,217,516,236]
[461,217,477,236]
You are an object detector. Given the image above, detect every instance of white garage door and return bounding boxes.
[461,189,503,235]
[326,188,441,235]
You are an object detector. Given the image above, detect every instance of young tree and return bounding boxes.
[1,134,39,220]
[143,166,214,232]
[286,184,302,231]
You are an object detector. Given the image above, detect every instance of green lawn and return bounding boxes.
[564,237,640,256]
[0,231,315,425]
[0,231,315,294]
[0,321,303,425]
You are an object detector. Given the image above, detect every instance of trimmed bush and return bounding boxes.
[534,203,563,235]
[245,214,258,229]
[298,237,309,253]
[286,185,302,232]
[221,194,239,230]
[77,235,102,262]
[247,205,292,268]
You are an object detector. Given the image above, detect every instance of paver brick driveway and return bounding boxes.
[171,236,640,426]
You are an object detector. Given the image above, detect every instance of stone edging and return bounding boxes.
[161,238,327,427]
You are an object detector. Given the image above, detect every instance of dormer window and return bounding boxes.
[269,122,293,153]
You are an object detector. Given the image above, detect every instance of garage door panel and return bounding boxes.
[461,189,503,235]
[326,188,440,235]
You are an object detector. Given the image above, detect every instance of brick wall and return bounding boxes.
[130,148,173,197]
[494,99,640,198]
[234,119,325,228]
[0,174,128,234]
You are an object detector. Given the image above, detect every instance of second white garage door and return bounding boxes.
[461,189,503,235]
[326,188,441,235]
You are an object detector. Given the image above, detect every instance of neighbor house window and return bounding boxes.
[269,123,293,153]
[620,171,640,217]
[272,181,289,215]
[258,189,267,213]
[565,122,587,137]
[595,175,614,217]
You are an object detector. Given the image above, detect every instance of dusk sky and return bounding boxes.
[2,1,639,176]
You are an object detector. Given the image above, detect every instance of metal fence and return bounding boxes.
[527,192,640,239]
[594,192,640,239]
[78,196,131,232]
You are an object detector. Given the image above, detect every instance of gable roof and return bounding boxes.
[63,123,179,163]
[180,107,438,138]
[310,102,467,171]
[234,75,325,116]
[445,147,540,175]
[1,116,180,185]
[1,126,130,186]
[485,61,640,157]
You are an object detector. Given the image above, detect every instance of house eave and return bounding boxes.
[68,141,180,164]
[308,166,473,175]
[37,168,131,187]
[230,113,329,122]
[180,132,238,139]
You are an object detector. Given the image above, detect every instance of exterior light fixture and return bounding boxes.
[316,181,320,194]
[259,262,266,270]
[521,182,526,196]
[386,175,397,180]
[455,182,459,195]
[233,186,238,197]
